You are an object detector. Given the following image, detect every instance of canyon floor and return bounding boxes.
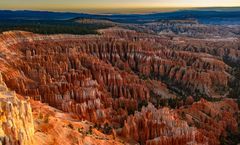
[0,20,240,145]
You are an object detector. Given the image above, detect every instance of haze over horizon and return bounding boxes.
[0,0,240,13]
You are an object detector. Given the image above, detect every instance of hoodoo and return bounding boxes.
[0,22,239,144]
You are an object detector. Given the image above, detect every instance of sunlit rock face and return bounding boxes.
[0,28,239,145]
[120,99,239,145]
[0,73,34,145]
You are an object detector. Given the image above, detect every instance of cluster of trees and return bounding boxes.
[94,123,112,135]
[223,56,240,106]
[0,20,111,35]
[220,127,240,145]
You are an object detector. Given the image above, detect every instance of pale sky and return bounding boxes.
[0,0,240,13]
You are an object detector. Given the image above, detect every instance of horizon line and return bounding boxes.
[0,6,240,14]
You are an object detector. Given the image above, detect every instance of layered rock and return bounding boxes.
[0,30,237,123]
[4,34,231,98]
[0,30,236,100]
[0,73,35,145]
[0,29,239,145]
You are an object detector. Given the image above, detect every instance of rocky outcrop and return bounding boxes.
[0,73,35,145]
[178,99,239,145]
[121,103,208,145]
[121,99,239,145]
